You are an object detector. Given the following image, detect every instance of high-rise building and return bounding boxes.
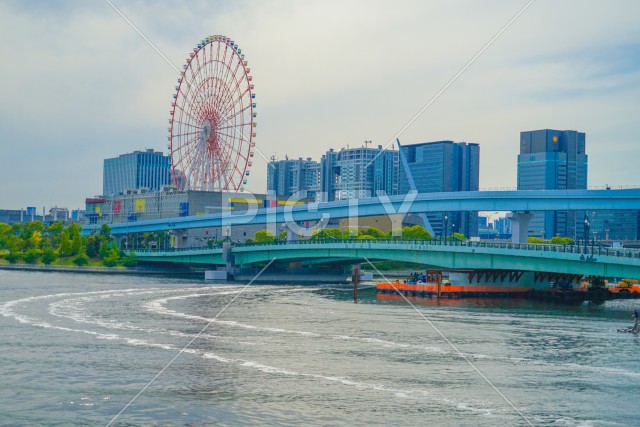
[267,144,398,202]
[333,146,398,200]
[266,157,321,200]
[517,129,587,238]
[103,149,171,196]
[399,141,480,238]
[585,210,639,242]
[517,129,640,241]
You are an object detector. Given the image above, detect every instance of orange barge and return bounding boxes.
[376,280,534,298]
[376,270,540,298]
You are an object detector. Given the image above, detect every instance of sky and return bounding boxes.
[1,0,639,211]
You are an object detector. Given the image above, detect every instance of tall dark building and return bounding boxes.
[103,149,171,196]
[517,129,587,238]
[399,141,480,238]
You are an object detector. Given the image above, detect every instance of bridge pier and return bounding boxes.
[222,241,235,277]
[507,211,533,244]
[170,230,188,248]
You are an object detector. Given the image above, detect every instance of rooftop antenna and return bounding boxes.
[364,140,371,148]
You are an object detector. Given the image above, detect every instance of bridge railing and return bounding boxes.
[133,245,224,254]
[234,238,640,260]
[133,239,640,260]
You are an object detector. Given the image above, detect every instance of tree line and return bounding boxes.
[0,222,136,267]
[248,225,467,242]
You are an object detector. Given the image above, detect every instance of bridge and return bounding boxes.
[133,239,640,280]
[85,189,640,236]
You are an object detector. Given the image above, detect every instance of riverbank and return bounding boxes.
[0,263,199,276]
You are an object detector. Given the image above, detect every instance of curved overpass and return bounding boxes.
[88,189,640,235]
[134,240,640,280]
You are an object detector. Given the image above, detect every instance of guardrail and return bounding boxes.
[133,239,640,260]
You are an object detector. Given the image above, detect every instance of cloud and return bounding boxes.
[0,0,639,210]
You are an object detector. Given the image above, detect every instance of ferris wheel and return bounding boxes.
[168,35,256,192]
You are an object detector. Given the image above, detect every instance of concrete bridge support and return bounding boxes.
[507,211,533,244]
[170,230,188,248]
[222,241,235,276]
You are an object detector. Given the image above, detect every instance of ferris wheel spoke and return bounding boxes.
[217,68,247,118]
[220,103,252,126]
[212,62,236,111]
[217,127,252,145]
[182,82,210,121]
[217,122,252,131]
[210,47,228,108]
[174,133,201,157]
[171,119,201,132]
[216,144,249,172]
[185,59,216,118]
[216,44,228,105]
[215,131,247,161]
[218,76,250,120]
[171,130,200,139]
[213,56,240,111]
[174,99,205,126]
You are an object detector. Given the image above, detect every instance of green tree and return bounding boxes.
[363,227,386,239]
[311,228,339,240]
[401,225,432,240]
[27,221,44,236]
[23,248,42,264]
[5,235,23,253]
[528,236,545,244]
[102,245,120,266]
[58,229,72,258]
[357,234,374,240]
[66,223,82,239]
[47,221,64,237]
[85,235,100,258]
[0,222,12,238]
[254,230,275,242]
[25,230,42,250]
[11,223,25,237]
[44,221,64,248]
[451,232,466,241]
[5,251,22,263]
[73,254,89,266]
[42,247,57,265]
[550,236,574,245]
[102,257,117,267]
[121,252,137,267]
[98,238,111,259]
[99,223,112,240]
[70,231,83,256]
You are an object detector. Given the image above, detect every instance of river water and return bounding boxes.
[1,269,639,426]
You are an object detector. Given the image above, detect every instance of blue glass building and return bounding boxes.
[103,149,171,196]
[517,129,587,239]
[399,141,480,238]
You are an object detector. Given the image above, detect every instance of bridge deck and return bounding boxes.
[134,240,640,280]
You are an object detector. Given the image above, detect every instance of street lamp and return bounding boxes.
[443,213,449,245]
[583,213,590,254]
